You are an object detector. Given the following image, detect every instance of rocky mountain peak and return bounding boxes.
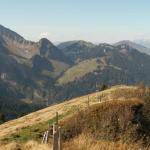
[0,24,24,42]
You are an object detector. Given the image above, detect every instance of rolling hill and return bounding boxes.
[0,85,133,139]
[0,85,150,150]
[57,42,150,86]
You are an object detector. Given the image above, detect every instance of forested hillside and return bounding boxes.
[0,25,150,120]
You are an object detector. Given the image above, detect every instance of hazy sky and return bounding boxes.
[1,0,150,43]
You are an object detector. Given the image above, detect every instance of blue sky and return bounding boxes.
[0,0,150,43]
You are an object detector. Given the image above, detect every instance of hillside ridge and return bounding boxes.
[0,85,135,139]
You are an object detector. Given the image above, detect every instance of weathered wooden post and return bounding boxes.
[53,130,58,150]
[53,123,58,150]
[42,131,46,144]
[58,127,62,150]
[45,130,49,144]
[55,112,59,147]
[42,112,63,149]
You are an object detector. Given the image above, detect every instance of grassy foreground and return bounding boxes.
[1,85,150,149]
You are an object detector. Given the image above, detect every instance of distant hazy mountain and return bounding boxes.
[0,25,71,78]
[0,25,72,119]
[58,40,98,62]
[58,40,95,49]
[38,38,71,64]
[114,40,150,55]
[58,43,150,85]
[134,39,150,49]
[58,41,79,49]
[0,25,38,60]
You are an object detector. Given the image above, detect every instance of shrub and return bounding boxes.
[61,99,147,144]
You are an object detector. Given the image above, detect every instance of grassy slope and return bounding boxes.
[0,85,135,140]
[1,85,150,150]
[57,57,122,85]
[42,59,70,78]
[63,100,149,150]
[64,134,149,150]
[57,58,101,85]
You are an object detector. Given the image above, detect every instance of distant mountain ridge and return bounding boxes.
[1,24,150,121]
[114,40,150,55]
[0,25,72,120]
[58,40,96,49]
[134,39,150,49]
[0,25,37,60]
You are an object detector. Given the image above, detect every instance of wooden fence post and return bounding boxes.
[53,130,58,150]
[45,130,49,144]
[42,112,63,149]
[53,123,58,150]
[42,131,46,144]
[58,127,62,150]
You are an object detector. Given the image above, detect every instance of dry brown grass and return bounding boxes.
[64,133,148,150]
[0,141,50,150]
[61,85,150,150]
[1,85,150,149]
[24,141,50,150]
[0,85,133,139]
[60,98,147,143]
[0,136,148,150]
[0,142,21,150]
